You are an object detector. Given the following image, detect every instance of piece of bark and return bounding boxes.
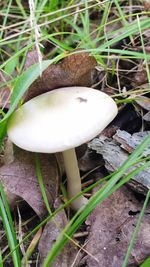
[38,198,79,267]
[0,146,59,217]
[113,130,150,156]
[113,130,150,157]
[89,136,128,172]
[24,50,97,101]
[83,186,150,267]
[88,132,150,195]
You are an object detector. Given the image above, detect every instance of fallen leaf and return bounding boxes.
[105,19,122,41]
[3,139,14,165]
[135,95,150,111]
[24,50,97,101]
[133,66,148,86]
[134,95,150,122]
[84,186,150,267]
[24,49,40,70]
[38,198,79,267]
[143,111,150,121]
[0,146,59,217]
[78,149,103,172]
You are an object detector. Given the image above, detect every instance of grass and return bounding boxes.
[0,0,150,266]
[0,183,21,266]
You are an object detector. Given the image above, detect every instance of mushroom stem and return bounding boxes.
[62,148,88,210]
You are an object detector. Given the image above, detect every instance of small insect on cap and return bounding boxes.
[7,86,118,152]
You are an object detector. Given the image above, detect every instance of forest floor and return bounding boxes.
[0,1,150,266]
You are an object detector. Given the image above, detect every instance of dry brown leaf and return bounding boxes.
[134,95,150,122]
[133,67,148,86]
[24,50,97,101]
[84,186,150,267]
[135,95,150,111]
[143,111,150,121]
[78,149,103,172]
[105,19,122,41]
[0,146,59,217]
[38,198,79,267]
[24,49,40,69]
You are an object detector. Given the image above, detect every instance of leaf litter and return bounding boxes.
[0,50,97,266]
[1,1,150,266]
[1,56,150,266]
[83,186,150,267]
[38,199,79,267]
[0,145,59,217]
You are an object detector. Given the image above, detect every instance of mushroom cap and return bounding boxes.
[7,87,118,153]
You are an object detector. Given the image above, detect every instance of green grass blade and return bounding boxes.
[15,0,27,19]
[140,257,150,267]
[0,0,13,39]
[34,153,52,215]
[0,250,3,267]
[0,60,50,123]
[113,0,134,44]
[98,17,150,50]
[97,0,111,37]
[0,183,21,267]
[137,14,150,85]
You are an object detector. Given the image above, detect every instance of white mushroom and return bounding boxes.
[7,86,118,210]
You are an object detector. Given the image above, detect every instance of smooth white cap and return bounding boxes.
[7,87,118,153]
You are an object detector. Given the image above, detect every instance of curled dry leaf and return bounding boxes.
[134,95,150,121]
[83,186,150,267]
[38,198,79,267]
[24,50,97,101]
[135,95,150,111]
[143,111,150,121]
[0,146,59,217]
